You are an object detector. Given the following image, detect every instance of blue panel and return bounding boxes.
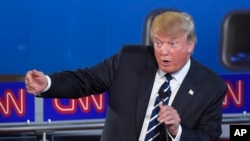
[66,10,106,68]
[0,82,35,123]
[43,92,108,121]
[221,74,250,114]
[0,0,250,74]
[0,10,30,68]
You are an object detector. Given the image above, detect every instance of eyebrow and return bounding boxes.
[153,36,178,42]
[152,37,160,41]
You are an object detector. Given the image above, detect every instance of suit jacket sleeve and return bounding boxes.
[39,47,123,98]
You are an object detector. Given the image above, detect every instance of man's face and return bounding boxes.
[152,33,194,73]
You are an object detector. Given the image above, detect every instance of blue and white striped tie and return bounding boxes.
[144,74,172,141]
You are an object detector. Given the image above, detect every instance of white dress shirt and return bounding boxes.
[139,59,190,141]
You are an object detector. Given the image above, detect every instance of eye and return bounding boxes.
[168,42,175,46]
[154,40,163,47]
[168,41,178,48]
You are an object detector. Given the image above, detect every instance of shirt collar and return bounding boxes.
[158,58,191,84]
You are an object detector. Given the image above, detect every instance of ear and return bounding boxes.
[187,41,195,54]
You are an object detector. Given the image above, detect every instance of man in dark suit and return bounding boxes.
[25,11,227,141]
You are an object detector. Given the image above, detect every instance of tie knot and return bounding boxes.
[165,73,172,82]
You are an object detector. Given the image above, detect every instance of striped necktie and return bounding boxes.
[144,74,172,141]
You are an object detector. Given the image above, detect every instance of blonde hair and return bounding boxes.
[150,11,197,43]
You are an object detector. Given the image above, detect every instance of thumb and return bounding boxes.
[31,69,44,78]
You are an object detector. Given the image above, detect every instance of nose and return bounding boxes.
[161,45,169,55]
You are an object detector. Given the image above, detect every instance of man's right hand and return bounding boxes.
[25,69,48,94]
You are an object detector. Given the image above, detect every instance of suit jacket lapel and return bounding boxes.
[171,58,203,116]
[136,51,158,137]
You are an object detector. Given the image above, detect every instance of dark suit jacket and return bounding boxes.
[41,45,228,141]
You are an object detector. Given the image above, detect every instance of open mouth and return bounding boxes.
[162,60,170,66]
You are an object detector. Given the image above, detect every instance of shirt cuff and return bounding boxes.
[43,75,51,92]
[169,124,182,141]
